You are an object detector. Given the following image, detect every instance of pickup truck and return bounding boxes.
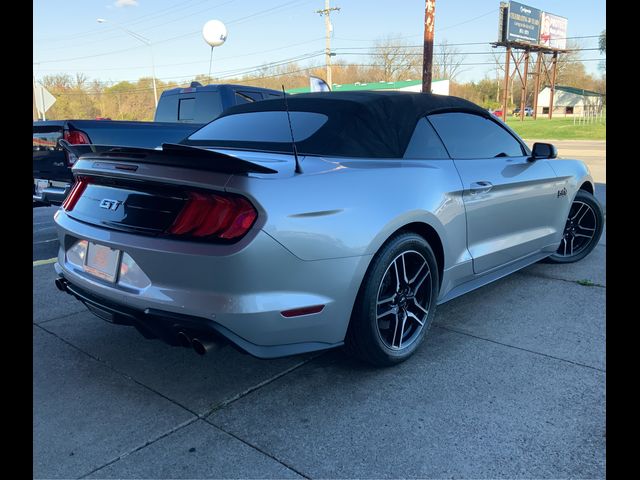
[33,83,283,206]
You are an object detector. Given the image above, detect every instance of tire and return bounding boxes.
[544,189,604,264]
[345,232,440,366]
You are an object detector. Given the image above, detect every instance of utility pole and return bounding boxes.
[316,0,340,88]
[422,0,436,93]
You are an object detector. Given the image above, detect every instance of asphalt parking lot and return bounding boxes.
[33,141,606,479]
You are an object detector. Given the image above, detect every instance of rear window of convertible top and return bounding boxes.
[187,111,328,144]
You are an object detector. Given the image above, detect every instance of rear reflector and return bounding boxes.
[281,305,325,318]
[61,178,88,212]
[168,192,257,240]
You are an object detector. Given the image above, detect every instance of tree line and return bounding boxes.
[36,36,605,121]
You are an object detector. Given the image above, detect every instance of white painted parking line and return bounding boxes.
[33,257,57,267]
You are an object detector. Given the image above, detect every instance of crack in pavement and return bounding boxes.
[34,323,321,479]
[518,270,606,288]
[34,308,88,325]
[204,418,311,479]
[433,324,605,372]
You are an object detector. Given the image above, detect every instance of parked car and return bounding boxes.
[491,109,504,117]
[33,83,284,206]
[513,106,533,116]
[53,91,604,366]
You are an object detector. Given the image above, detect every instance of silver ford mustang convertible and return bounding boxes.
[53,91,603,366]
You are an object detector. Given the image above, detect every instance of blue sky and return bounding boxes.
[33,0,606,85]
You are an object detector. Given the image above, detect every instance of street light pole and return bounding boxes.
[97,18,158,107]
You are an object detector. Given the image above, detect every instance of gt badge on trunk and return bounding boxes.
[100,198,122,211]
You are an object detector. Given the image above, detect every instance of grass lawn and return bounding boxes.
[505,116,606,141]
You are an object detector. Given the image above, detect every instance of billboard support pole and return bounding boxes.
[532,52,542,119]
[502,47,511,122]
[548,51,558,119]
[519,50,530,121]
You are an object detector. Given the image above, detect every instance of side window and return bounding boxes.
[404,117,449,159]
[267,93,283,99]
[428,112,525,159]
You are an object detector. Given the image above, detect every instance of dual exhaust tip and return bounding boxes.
[177,331,222,356]
[55,277,221,356]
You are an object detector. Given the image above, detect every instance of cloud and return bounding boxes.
[115,0,139,7]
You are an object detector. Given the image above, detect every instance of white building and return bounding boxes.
[536,85,604,117]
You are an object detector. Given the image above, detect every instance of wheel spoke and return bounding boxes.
[562,237,568,256]
[408,260,427,284]
[397,312,408,348]
[406,309,425,326]
[571,203,585,220]
[377,308,395,320]
[377,295,395,306]
[574,233,592,239]
[413,269,431,292]
[392,259,400,291]
[570,236,575,255]
[577,206,591,224]
[390,313,400,348]
[401,253,409,284]
[412,298,429,316]
[577,225,595,232]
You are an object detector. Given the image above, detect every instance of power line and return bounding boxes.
[36,37,325,72]
[34,0,314,63]
[35,0,211,43]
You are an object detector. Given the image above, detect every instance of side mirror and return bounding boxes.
[529,142,557,161]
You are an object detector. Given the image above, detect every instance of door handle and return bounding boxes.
[470,181,493,194]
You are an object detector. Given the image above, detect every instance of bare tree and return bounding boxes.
[433,40,466,81]
[370,35,417,82]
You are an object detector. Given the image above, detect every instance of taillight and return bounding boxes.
[168,192,258,241]
[63,129,91,166]
[61,178,88,212]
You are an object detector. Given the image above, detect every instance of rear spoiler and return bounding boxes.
[58,140,278,175]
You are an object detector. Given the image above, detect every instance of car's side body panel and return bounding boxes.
[453,156,562,274]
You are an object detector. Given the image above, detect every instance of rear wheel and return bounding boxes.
[345,232,439,366]
[545,190,603,264]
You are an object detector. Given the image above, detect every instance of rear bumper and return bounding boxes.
[54,275,340,358]
[53,210,372,357]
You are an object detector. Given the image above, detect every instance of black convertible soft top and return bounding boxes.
[182,91,491,158]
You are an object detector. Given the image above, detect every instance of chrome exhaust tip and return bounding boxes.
[54,278,67,292]
[191,337,221,356]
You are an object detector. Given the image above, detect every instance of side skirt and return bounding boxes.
[437,250,551,305]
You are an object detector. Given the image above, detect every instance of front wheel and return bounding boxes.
[345,233,440,366]
[545,189,604,264]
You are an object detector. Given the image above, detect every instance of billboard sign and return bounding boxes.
[540,12,568,50]
[506,1,541,44]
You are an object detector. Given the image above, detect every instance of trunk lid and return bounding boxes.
[63,143,291,241]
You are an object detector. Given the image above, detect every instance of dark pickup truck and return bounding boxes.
[33,83,283,206]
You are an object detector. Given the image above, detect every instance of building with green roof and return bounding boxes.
[288,79,450,95]
[537,85,604,117]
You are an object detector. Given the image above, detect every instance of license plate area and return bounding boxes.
[83,242,121,283]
